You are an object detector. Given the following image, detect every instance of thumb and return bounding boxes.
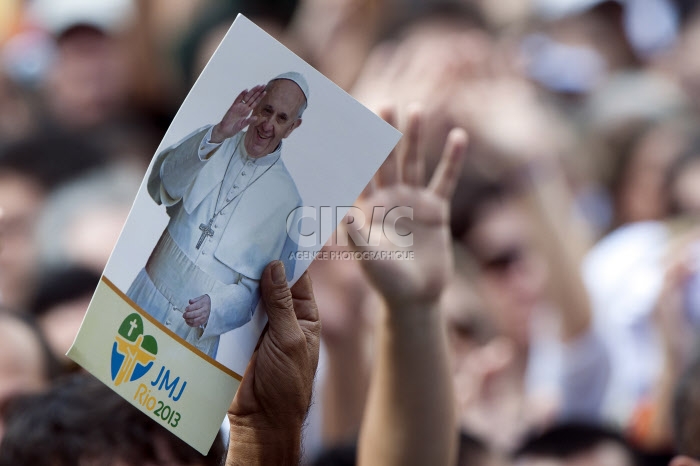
[261,261,300,337]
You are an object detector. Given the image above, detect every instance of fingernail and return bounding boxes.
[272,261,286,285]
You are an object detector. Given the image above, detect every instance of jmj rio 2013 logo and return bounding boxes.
[111,313,158,385]
[111,313,186,428]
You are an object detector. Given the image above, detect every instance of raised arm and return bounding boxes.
[147,85,266,206]
[355,108,467,466]
[146,126,212,206]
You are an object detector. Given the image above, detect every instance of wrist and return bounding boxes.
[383,298,443,333]
[384,297,441,316]
[227,420,302,466]
[210,124,226,144]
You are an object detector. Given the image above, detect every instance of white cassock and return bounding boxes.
[127,125,302,358]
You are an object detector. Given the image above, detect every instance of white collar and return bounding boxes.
[239,132,282,166]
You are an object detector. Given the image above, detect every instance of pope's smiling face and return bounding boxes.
[244,79,305,158]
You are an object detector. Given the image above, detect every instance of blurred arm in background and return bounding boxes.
[354,107,467,466]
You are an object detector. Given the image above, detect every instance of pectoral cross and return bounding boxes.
[197,216,215,249]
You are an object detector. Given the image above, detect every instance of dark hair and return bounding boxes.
[514,422,638,464]
[378,1,489,43]
[312,442,357,466]
[0,130,107,191]
[311,431,496,466]
[457,430,499,466]
[676,0,700,25]
[0,374,225,466]
[57,24,108,42]
[450,175,514,242]
[673,348,700,459]
[178,0,299,85]
[28,265,101,319]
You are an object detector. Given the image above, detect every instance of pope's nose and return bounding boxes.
[260,117,274,133]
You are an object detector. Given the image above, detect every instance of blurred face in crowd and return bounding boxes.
[515,442,634,466]
[544,4,635,74]
[45,26,129,129]
[243,79,305,158]
[465,199,547,349]
[443,273,519,444]
[0,316,47,439]
[443,279,490,365]
[442,268,508,376]
[0,173,43,310]
[671,457,700,466]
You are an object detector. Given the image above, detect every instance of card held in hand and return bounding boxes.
[67,14,401,454]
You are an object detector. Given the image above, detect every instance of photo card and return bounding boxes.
[67,14,401,454]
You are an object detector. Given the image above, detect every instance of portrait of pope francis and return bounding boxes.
[126,71,308,359]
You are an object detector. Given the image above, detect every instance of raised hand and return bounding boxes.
[211,85,266,143]
[353,107,468,311]
[356,108,467,466]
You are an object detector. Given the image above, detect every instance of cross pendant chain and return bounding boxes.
[195,137,244,251]
[194,138,277,251]
[196,214,217,250]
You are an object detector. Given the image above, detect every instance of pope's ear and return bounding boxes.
[283,119,302,138]
[670,456,700,466]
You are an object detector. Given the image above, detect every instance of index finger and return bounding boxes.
[185,300,206,313]
[244,85,266,103]
[290,270,321,373]
[183,307,207,319]
[189,295,208,304]
[290,271,319,324]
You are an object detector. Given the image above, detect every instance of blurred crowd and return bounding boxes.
[3,0,700,464]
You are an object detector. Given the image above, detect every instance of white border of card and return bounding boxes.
[67,14,401,454]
